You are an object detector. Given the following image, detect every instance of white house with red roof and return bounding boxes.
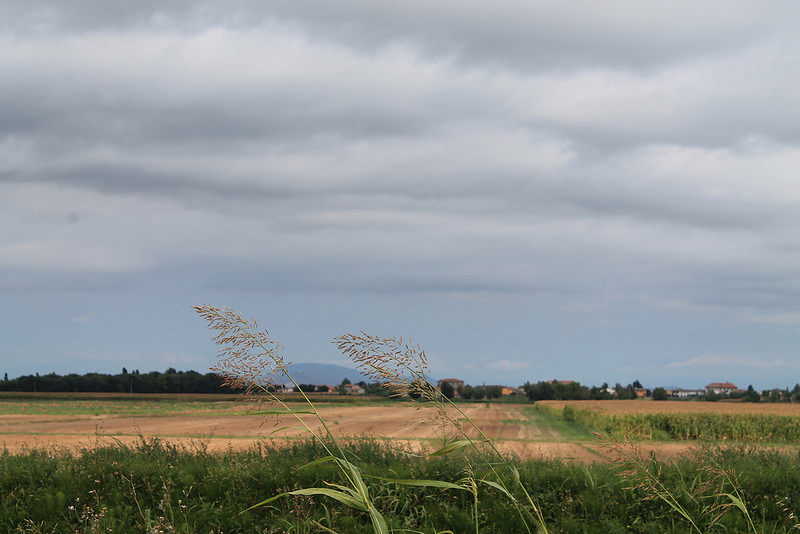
[705,382,738,395]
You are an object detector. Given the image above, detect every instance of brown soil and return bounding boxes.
[0,402,786,463]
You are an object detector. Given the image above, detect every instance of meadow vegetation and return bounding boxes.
[2,438,799,533]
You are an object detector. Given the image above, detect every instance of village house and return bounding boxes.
[342,383,365,395]
[666,388,704,398]
[437,378,465,390]
[705,382,738,395]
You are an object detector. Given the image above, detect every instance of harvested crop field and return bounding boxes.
[0,399,597,459]
[3,395,799,462]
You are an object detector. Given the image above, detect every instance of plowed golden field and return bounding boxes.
[2,395,798,462]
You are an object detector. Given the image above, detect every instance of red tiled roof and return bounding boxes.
[705,382,737,388]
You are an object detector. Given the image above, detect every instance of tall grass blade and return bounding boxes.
[428,439,480,457]
[480,479,517,502]
[368,475,470,491]
[291,488,368,511]
[368,507,389,534]
[297,455,339,470]
[259,409,317,415]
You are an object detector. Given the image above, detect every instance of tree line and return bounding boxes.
[520,380,800,402]
[521,380,646,401]
[0,368,229,394]
[0,370,394,396]
[440,383,504,400]
[296,380,390,396]
[5,369,798,403]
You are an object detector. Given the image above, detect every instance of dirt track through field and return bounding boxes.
[0,402,708,462]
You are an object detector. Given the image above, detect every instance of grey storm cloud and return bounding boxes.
[2,0,800,308]
[8,1,798,70]
[3,1,800,389]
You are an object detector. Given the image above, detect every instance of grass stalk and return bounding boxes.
[194,305,388,533]
[335,332,548,533]
[196,306,548,532]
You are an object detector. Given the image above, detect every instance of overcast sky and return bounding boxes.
[2,2,800,391]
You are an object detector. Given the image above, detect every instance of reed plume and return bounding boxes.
[193,304,286,394]
[195,305,548,533]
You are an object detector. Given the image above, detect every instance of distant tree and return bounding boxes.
[316,385,329,393]
[523,381,557,401]
[522,382,534,400]
[652,387,668,401]
[439,380,455,400]
[552,381,578,400]
[793,384,800,402]
[615,383,635,400]
[485,386,502,399]
[539,382,556,400]
[356,382,380,396]
[742,385,760,403]
[472,386,486,400]
[632,379,643,389]
[336,378,349,395]
[460,385,474,400]
[296,384,314,393]
[590,383,613,400]
[122,367,128,375]
[522,382,537,401]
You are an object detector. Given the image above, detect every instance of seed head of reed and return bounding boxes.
[594,432,665,499]
[692,446,755,529]
[334,332,435,401]
[193,305,286,394]
[693,446,741,497]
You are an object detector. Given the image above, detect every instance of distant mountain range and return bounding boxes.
[278,363,373,386]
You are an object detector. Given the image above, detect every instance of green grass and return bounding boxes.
[2,439,799,533]
[517,405,596,441]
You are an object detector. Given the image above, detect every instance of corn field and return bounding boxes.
[539,402,800,442]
